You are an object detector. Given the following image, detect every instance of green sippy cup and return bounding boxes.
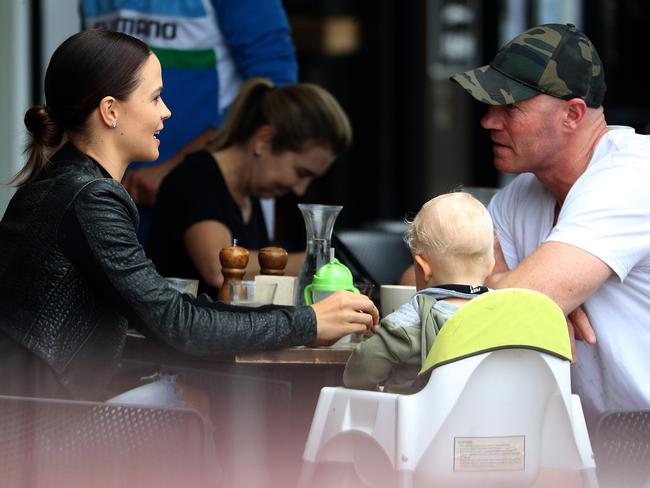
[303,257,359,305]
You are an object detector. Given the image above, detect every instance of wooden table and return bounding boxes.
[126,330,356,365]
[234,342,356,364]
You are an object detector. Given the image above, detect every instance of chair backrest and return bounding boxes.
[594,409,650,487]
[0,395,215,488]
[398,349,584,487]
[299,289,594,488]
[396,289,587,487]
[332,229,412,285]
[421,288,572,373]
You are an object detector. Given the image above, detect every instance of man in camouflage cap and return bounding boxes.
[452,23,650,426]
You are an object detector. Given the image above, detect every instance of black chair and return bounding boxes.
[0,394,217,488]
[361,219,409,235]
[593,409,650,487]
[332,229,412,286]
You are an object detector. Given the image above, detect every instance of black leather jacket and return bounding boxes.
[0,143,316,399]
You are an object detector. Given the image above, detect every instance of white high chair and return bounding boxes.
[298,289,597,488]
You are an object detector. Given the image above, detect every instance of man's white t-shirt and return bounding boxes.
[488,126,650,423]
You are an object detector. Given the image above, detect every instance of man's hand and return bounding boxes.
[568,306,596,344]
[566,305,596,362]
[566,305,596,363]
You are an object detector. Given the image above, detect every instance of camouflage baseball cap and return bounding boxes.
[451,23,606,107]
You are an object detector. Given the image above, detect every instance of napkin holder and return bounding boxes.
[254,275,297,306]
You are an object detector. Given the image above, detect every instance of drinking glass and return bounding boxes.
[334,282,375,346]
[230,280,277,307]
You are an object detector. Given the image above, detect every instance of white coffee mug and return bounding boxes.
[380,285,416,317]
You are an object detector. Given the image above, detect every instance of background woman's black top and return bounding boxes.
[149,150,269,296]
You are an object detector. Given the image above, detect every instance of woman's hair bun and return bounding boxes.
[24,105,63,148]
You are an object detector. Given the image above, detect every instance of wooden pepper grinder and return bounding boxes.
[258,246,288,276]
[217,239,249,303]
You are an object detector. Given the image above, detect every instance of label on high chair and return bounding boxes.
[453,435,525,471]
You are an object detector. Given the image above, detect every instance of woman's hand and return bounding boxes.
[310,290,380,346]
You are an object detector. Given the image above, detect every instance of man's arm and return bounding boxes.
[485,240,510,285]
[488,240,610,352]
[487,240,613,314]
[215,0,298,86]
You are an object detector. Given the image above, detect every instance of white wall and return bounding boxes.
[0,0,79,217]
[0,0,31,214]
[40,0,80,100]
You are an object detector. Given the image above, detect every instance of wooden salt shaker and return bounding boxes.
[258,246,288,276]
[218,240,249,303]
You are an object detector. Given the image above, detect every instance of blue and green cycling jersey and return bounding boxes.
[81,0,297,168]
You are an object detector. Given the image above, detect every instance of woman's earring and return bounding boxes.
[254,148,262,157]
[112,120,117,129]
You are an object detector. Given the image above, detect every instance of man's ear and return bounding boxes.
[414,254,433,283]
[564,98,587,130]
[98,96,118,129]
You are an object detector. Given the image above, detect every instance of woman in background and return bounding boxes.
[148,77,351,296]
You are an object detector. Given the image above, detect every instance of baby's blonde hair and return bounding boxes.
[405,192,494,278]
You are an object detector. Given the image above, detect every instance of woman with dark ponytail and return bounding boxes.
[148,77,352,295]
[0,30,377,401]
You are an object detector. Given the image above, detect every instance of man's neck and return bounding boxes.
[536,114,609,205]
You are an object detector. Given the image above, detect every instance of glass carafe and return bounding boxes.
[294,204,343,306]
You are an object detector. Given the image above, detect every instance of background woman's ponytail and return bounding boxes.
[211,78,274,151]
[210,77,352,156]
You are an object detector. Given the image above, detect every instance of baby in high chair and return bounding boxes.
[343,192,495,393]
